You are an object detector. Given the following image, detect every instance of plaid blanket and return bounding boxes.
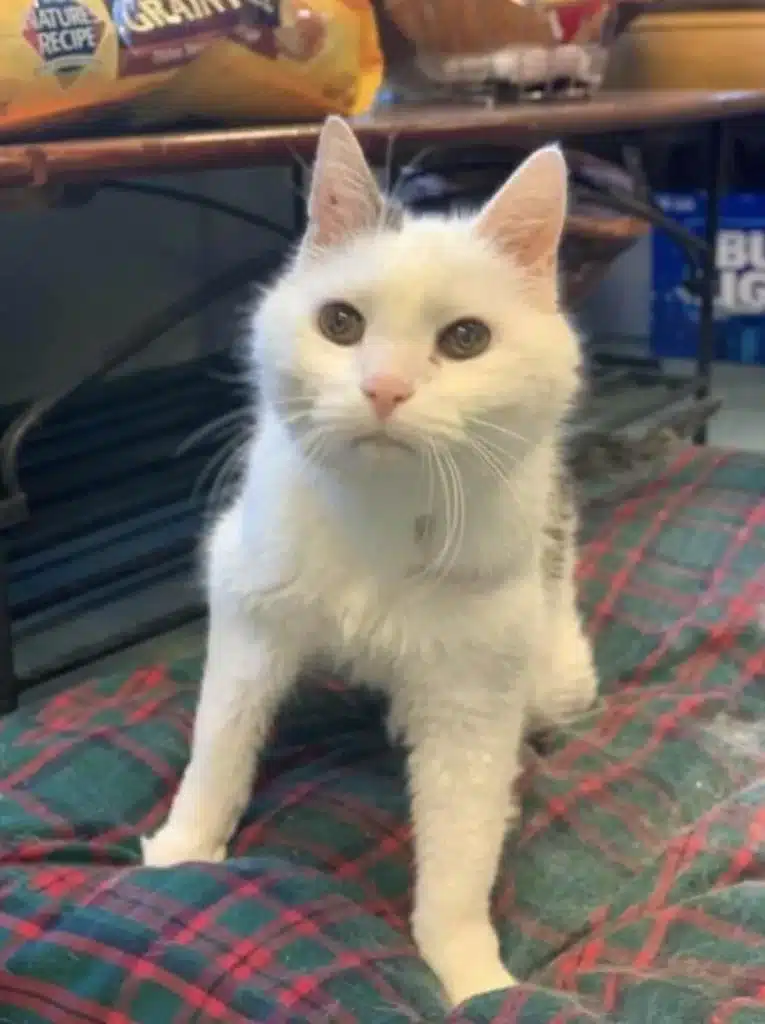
[2,445,765,1023]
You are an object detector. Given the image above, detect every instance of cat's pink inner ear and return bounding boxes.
[306,117,382,252]
[476,145,568,305]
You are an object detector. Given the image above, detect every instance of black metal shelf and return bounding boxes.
[2,358,239,689]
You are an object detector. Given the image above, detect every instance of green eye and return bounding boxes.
[317,301,365,346]
[437,318,491,360]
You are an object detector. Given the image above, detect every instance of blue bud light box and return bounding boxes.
[652,192,765,364]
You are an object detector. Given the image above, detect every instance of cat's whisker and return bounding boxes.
[389,144,440,209]
[423,443,446,573]
[207,365,250,386]
[463,423,528,472]
[271,400,316,413]
[307,438,332,473]
[469,433,522,468]
[288,147,311,181]
[466,417,530,447]
[193,439,240,496]
[461,425,521,483]
[431,448,450,575]
[430,443,460,579]
[178,410,250,456]
[442,448,466,577]
[469,436,517,491]
[438,450,456,576]
[425,440,436,516]
[469,439,535,553]
[450,461,465,576]
[208,444,246,514]
[193,433,247,505]
[456,455,468,572]
[298,423,334,471]
[270,392,315,404]
[273,408,316,419]
[278,409,316,430]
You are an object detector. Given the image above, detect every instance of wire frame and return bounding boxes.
[380,0,622,104]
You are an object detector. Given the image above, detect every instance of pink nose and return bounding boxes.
[362,374,413,421]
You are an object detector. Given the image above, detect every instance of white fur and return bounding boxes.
[143,119,597,1008]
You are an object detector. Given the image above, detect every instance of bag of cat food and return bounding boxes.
[0,0,383,140]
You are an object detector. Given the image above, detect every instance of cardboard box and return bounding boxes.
[652,192,765,364]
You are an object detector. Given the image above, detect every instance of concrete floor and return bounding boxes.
[21,620,206,707]
[667,359,765,453]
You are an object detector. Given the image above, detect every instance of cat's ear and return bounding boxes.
[304,116,383,254]
[475,145,568,309]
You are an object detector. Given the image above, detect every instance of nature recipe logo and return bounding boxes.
[23,0,105,81]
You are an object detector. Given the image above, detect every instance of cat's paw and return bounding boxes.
[527,673,598,732]
[414,916,516,1007]
[141,824,227,867]
[444,960,517,1008]
[529,621,598,731]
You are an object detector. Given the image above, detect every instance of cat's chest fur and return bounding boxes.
[210,429,547,682]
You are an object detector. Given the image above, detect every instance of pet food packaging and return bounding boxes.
[0,0,383,140]
[377,0,619,101]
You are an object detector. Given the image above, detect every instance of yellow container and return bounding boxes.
[607,9,765,90]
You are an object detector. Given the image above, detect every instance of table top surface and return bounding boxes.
[1,89,764,190]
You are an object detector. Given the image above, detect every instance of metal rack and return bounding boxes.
[1,359,242,686]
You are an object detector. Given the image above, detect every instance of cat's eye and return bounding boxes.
[317,301,366,346]
[437,318,491,360]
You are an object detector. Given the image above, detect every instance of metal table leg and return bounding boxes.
[291,159,307,236]
[0,536,17,714]
[695,121,728,444]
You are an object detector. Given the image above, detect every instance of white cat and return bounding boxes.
[142,117,597,1007]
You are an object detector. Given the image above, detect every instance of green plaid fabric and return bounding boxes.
[2,446,765,1022]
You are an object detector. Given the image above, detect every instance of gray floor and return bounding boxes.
[667,359,765,453]
[21,360,765,707]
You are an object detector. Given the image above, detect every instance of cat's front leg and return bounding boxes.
[142,598,300,867]
[397,659,526,1007]
[528,600,597,733]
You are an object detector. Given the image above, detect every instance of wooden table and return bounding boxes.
[1,89,764,711]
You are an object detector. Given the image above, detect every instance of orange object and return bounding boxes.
[0,0,383,139]
[607,8,765,90]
